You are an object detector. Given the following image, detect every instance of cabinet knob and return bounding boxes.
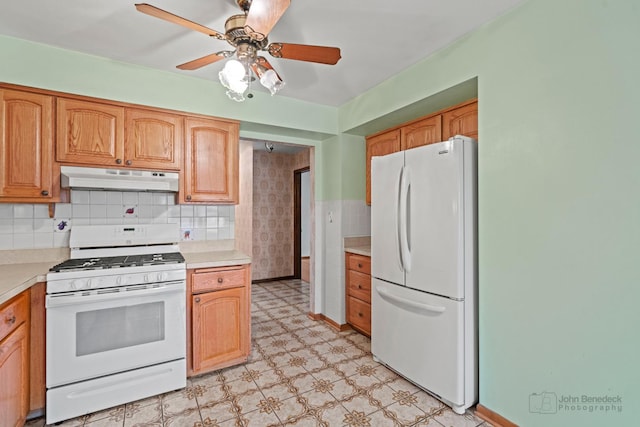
[186,195,192,201]
[116,158,122,164]
[357,285,362,289]
[125,160,132,166]
[217,277,224,284]
[41,190,49,196]
[6,315,16,325]
[195,297,201,303]
[358,263,362,268]
[358,312,363,317]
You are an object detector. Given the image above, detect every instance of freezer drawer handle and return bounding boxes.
[376,287,445,313]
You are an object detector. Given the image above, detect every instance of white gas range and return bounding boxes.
[45,224,187,424]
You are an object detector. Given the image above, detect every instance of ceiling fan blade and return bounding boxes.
[177,52,227,70]
[244,0,291,41]
[135,3,225,40]
[267,43,341,65]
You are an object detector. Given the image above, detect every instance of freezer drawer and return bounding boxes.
[371,278,465,406]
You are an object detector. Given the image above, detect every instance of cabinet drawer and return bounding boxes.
[0,292,29,342]
[347,297,371,336]
[192,267,246,293]
[348,270,371,303]
[347,254,371,275]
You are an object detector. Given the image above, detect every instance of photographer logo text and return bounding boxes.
[529,392,622,414]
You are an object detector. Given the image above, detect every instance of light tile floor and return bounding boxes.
[27,279,491,427]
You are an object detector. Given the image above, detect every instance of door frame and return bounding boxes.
[293,167,310,279]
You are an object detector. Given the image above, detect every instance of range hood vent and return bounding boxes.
[61,166,179,192]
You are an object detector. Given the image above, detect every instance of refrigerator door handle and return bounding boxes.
[399,166,412,272]
[376,286,446,313]
[396,165,405,271]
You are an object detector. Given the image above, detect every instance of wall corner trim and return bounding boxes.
[475,404,518,427]
[307,312,351,332]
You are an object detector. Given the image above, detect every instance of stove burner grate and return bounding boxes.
[50,252,185,272]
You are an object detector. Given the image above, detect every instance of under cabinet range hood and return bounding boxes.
[60,166,179,192]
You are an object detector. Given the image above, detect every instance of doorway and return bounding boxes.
[294,167,310,281]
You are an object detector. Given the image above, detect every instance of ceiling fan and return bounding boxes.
[135,0,342,101]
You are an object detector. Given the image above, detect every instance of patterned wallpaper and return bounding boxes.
[252,149,310,281]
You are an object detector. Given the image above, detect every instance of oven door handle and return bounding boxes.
[46,281,185,308]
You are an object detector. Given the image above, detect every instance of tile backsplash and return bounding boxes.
[0,190,234,250]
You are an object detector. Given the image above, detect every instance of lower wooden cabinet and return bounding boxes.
[0,291,30,427]
[345,252,372,337]
[187,264,251,376]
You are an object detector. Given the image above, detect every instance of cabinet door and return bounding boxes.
[365,129,400,205]
[183,117,239,204]
[442,101,478,141]
[125,109,183,170]
[0,323,29,427]
[57,98,125,166]
[0,89,54,201]
[347,296,371,336]
[401,115,442,150]
[192,287,249,372]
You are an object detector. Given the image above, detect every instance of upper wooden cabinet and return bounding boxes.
[0,88,56,202]
[182,117,239,204]
[365,129,400,205]
[57,98,125,166]
[442,101,478,141]
[401,115,442,150]
[125,108,183,170]
[1,84,241,205]
[366,99,477,205]
[57,99,183,171]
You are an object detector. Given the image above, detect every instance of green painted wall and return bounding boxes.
[339,0,639,425]
[0,35,338,139]
[317,134,365,201]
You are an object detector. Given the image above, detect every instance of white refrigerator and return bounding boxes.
[371,135,477,414]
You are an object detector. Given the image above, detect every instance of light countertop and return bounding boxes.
[0,261,58,306]
[344,245,371,257]
[183,250,251,269]
[344,236,371,257]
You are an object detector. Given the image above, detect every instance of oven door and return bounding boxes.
[46,281,186,388]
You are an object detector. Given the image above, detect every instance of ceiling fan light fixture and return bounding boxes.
[251,60,285,96]
[219,59,249,101]
[259,69,285,95]
[135,2,342,103]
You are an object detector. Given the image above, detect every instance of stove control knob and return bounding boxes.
[86,279,93,289]
[70,280,77,290]
[144,274,150,283]
[157,273,166,281]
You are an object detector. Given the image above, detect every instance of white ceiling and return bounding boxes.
[0,0,525,106]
